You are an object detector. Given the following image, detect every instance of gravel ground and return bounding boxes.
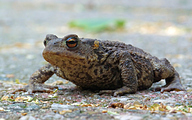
[0,0,192,119]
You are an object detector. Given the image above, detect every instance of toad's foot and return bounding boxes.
[98,90,115,96]
[155,79,185,93]
[99,86,135,96]
[11,84,58,94]
[11,85,29,94]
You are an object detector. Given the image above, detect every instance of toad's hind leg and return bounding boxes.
[153,58,185,92]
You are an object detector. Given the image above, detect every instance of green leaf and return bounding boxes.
[68,19,126,32]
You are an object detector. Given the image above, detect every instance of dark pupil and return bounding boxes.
[66,38,78,48]
[67,40,76,44]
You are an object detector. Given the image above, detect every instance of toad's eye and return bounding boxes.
[66,37,78,48]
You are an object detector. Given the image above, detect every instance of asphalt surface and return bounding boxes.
[0,0,192,119]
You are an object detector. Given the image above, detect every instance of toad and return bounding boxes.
[13,34,185,96]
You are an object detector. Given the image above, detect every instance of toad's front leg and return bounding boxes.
[99,51,138,96]
[113,51,138,96]
[12,64,58,94]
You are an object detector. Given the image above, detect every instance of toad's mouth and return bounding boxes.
[43,46,86,59]
[42,49,87,67]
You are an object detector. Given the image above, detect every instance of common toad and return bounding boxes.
[13,34,185,96]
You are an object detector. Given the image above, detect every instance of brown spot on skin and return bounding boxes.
[95,52,103,61]
[100,69,103,74]
[94,69,98,75]
[87,60,91,64]
[62,61,66,66]
[68,60,72,64]
[83,65,87,68]
[67,67,71,70]
[86,73,92,80]
[104,63,112,71]
[88,64,93,69]
[102,75,107,78]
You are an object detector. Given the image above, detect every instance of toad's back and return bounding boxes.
[102,41,155,90]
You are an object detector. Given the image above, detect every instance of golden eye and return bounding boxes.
[66,37,78,48]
